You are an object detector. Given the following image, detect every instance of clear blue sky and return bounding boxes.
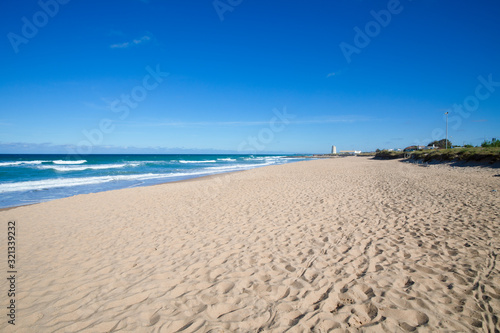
[1,0,499,154]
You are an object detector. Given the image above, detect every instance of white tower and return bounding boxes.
[331,145,337,154]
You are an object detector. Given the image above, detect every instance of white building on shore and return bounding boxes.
[339,150,361,155]
[331,145,337,154]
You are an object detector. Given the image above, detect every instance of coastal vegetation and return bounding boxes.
[481,138,500,147]
[428,139,452,149]
[375,146,500,163]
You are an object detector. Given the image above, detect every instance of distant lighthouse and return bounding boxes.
[331,145,337,154]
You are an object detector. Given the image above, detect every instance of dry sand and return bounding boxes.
[1,157,499,332]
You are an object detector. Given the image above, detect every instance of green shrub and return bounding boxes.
[481,139,500,147]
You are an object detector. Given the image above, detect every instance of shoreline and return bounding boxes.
[1,157,498,331]
[0,159,298,212]
[0,169,247,213]
[3,154,497,212]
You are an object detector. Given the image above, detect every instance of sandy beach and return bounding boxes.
[1,157,499,332]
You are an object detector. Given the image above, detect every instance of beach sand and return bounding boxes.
[1,157,499,332]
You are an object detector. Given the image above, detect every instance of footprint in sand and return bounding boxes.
[215,281,235,294]
[381,308,429,331]
[138,310,161,327]
[348,302,379,327]
[164,318,205,332]
[206,303,241,320]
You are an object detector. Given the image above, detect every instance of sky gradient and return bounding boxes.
[1,0,499,154]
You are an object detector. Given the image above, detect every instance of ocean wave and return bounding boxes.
[243,157,266,161]
[52,160,87,165]
[140,160,178,165]
[241,156,285,163]
[38,163,137,172]
[0,173,171,193]
[0,160,49,167]
[204,162,273,172]
[217,158,237,161]
[1,161,275,194]
[0,167,243,193]
[0,156,290,196]
[179,160,217,164]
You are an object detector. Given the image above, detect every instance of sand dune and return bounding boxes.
[1,157,499,332]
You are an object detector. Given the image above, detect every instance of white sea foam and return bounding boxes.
[0,156,290,197]
[52,160,87,165]
[243,157,266,161]
[38,163,136,172]
[0,162,23,167]
[140,160,178,165]
[0,160,49,167]
[204,162,273,172]
[217,158,237,161]
[0,169,231,193]
[179,160,217,164]
[0,173,170,193]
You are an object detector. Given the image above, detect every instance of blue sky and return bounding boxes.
[1,0,499,154]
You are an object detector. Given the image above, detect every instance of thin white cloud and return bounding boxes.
[110,35,151,49]
[291,115,371,124]
[123,115,372,128]
[327,72,336,77]
[110,42,130,49]
[0,142,255,154]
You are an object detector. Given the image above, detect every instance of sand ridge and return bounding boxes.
[1,157,499,332]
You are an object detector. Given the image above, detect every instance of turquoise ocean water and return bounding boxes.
[0,154,304,209]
